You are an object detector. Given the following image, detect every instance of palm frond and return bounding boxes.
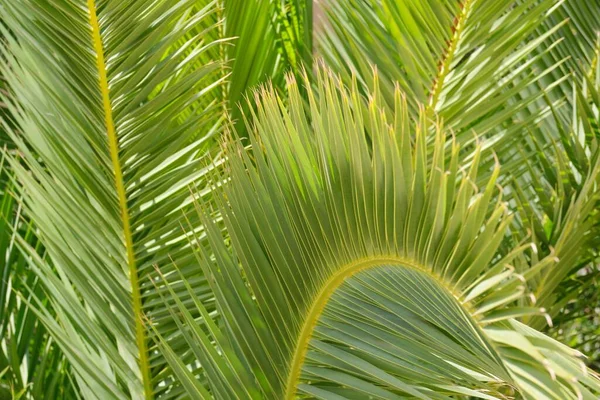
[1,0,599,397]
[157,68,600,399]
[319,0,568,150]
[0,154,76,399]
[493,0,600,183]
[508,42,600,329]
[0,21,12,148]
[0,0,227,397]
[523,0,600,129]
[319,0,600,358]
[225,0,312,136]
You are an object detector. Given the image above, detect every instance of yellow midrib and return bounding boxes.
[87,1,152,397]
[284,256,443,399]
[427,0,475,114]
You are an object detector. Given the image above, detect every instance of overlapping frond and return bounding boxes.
[318,0,600,368]
[225,0,312,136]
[156,69,600,399]
[0,22,11,148]
[508,44,600,331]
[496,0,600,181]
[319,0,567,150]
[0,0,227,397]
[0,155,76,399]
[522,0,600,129]
[1,1,598,398]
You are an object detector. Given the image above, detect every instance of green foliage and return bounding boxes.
[225,0,312,135]
[319,0,600,370]
[513,42,600,367]
[0,157,77,399]
[549,272,600,372]
[157,70,600,399]
[320,0,568,147]
[0,0,312,397]
[0,0,599,399]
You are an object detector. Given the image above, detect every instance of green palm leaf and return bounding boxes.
[0,22,12,148]
[1,0,598,398]
[508,43,600,330]
[319,0,568,148]
[0,0,228,397]
[156,68,600,399]
[319,0,600,366]
[521,0,600,130]
[225,0,312,136]
[0,0,314,395]
[0,155,76,399]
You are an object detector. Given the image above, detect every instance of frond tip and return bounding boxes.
[161,67,600,399]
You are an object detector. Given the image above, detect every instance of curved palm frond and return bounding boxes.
[318,0,600,367]
[156,69,600,399]
[1,0,599,398]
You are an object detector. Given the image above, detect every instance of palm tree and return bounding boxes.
[0,0,598,399]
